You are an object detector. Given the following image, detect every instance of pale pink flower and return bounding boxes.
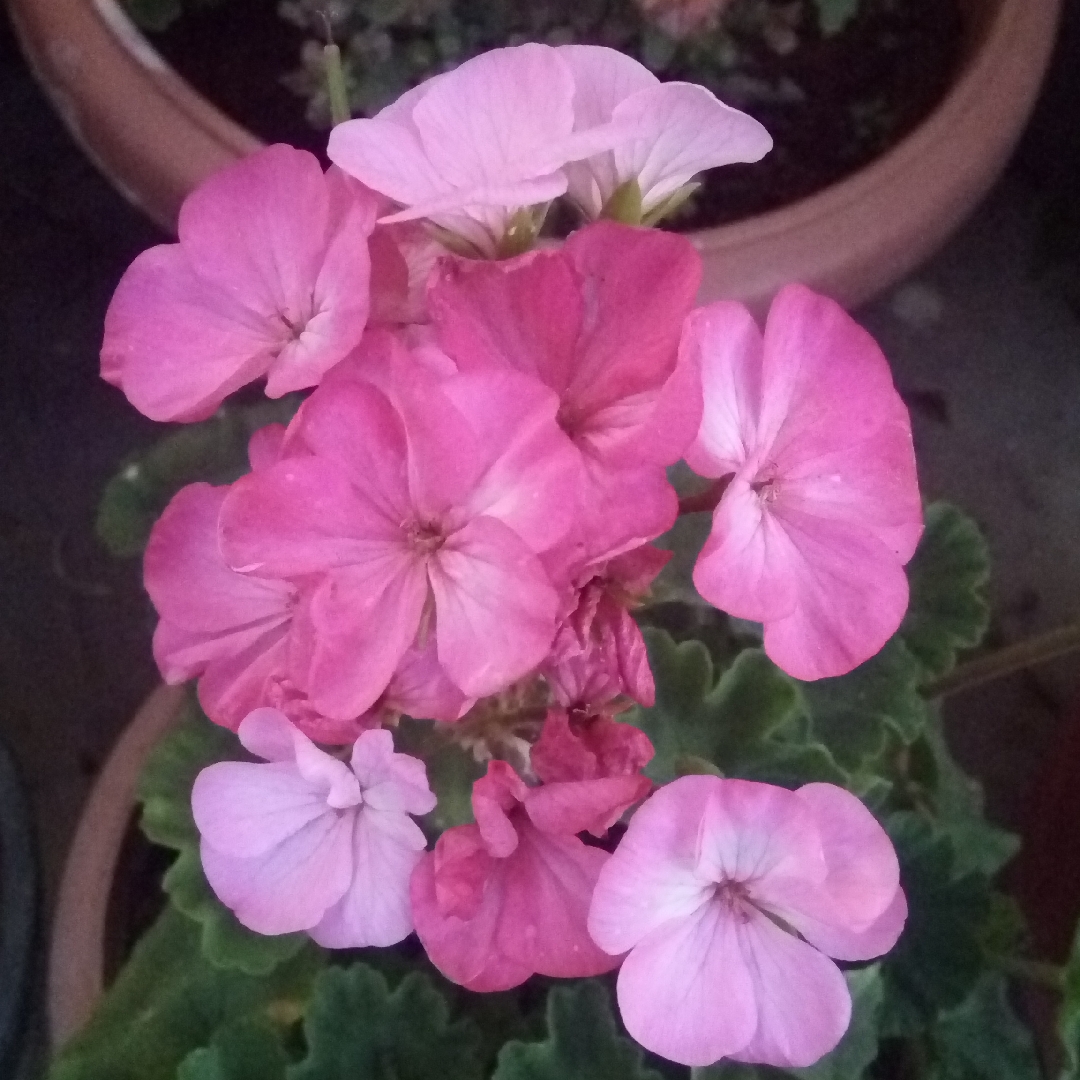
[430,221,702,555]
[102,146,378,422]
[557,45,772,221]
[589,776,907,1068]
[542,544,671,709]
[410,760,647,991]
[685,285,924,680]
[192,710,436,946]
[530,708,655,786]
[219,346,580,718]
[327,44,624,257]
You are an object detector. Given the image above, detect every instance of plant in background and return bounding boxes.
[52,39,1080,1080]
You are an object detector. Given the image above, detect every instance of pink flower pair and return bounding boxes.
[327,43,771,253]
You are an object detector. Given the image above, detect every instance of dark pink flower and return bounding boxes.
[530,708,654,786]
[430,221,702,555]
[411,760,646,990]
[102,146,377,421]
[589,776,906,1068]
[193,710,436,946]
[219,347,580,718]
[543,543,670,709]
[685,285,924,680]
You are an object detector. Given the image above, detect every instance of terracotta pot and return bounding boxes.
[8,0,1062,309]
[47,684,185,1051]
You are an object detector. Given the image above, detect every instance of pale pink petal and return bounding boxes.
[684,301,763,477]
[247,424,286,473]
[610,82,772,213]
[192,760,332,858]
[615,901,757,1066]
[730,912,851,1068]
[310,809,427,948]
[233,705,304,762]
[430,516,560,698]
[558,44,659,217]
[188,626,290,730]
[578,460,679,561]
[199,812,354,935]
[497,824,619,978]
[789,783,900,926]
[349,728,437,817]
[791,885,908,962]
[694,778,826,889]
[588,776,718,955]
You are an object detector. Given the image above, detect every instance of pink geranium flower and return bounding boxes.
[589,775,907,1068]
[411,760,647,991]
[219,345,580,718]
[327,44,624,257]
[431,221,702,554]
[685,284,924,680]
[192,709,436,947]
[145,481,298,733]
[558,45,772,221]
[101,145,377,422]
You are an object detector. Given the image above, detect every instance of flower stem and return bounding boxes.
[925,620,1080,699]
[678,476,732,516]
[321,17,351,127]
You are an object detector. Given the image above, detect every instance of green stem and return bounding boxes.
[991,954,1066,991]
[925,619,1080,699]
[323,42,351,126]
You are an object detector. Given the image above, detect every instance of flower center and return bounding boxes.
[751,474,781,504]
[404,518,446,555]
[713,877,755,921]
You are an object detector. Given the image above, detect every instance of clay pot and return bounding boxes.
[47,684,185,1050]
[8,0,1062,309]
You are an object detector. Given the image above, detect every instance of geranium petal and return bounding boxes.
[615,900,757,1067]
[730,912,851,1068]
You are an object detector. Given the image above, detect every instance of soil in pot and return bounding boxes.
[142,0,964,231]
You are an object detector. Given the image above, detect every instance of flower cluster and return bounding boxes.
[103,43,921,1070]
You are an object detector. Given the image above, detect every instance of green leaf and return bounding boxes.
[630,629,801,784]
[879,814,994,1033]
[812,0,860,35]
[96,398,300,558]
[177,1018,289,1080]
[799,638,929,769]
[930,974,1041,1080]
[493,981,662,1080]
[288,963,483,1080]
[137,695,306,975]
[918,713,1019,877]
[789,966,884,1080]
[901,503,990,683]
[49,905,322,1080]
[1058,920,1080,1078]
